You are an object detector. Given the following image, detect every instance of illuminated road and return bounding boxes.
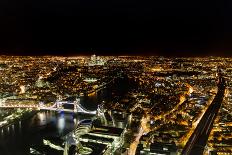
[182,76,226,155]
[153,84,193,121]
[127,83,193,155]
[128,116,150,155]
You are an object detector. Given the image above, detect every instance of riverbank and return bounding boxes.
[0,109,38,129]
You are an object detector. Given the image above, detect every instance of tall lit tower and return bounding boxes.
[90,54,96,62]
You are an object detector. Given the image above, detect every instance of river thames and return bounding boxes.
[0,90,112,155]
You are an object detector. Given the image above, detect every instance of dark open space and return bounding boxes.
[0,0,231,56]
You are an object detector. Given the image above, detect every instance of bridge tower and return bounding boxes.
[97,104,104,116]
[97,104,107,125]
[73,97,80,113]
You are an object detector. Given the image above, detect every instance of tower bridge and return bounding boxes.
[0,98,96,115]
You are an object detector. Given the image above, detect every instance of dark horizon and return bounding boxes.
[1,49,232,57]
[0,0,232,56]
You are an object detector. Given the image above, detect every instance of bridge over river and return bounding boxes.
[0,98,96,115]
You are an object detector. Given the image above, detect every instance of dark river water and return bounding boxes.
[0,90,112,155]
[0,78,130,155]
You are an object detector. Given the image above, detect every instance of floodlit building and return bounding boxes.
[88,54,106,66]
[79,125,124,154]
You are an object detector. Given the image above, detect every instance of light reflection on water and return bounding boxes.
[57,112,65,134]
[0,93,103,154]
[37,112,47,126]
[0,111,95,155]
[0,82,122,155]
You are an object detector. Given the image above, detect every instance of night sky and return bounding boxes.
[0,0,231,56]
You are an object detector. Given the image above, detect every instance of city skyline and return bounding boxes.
[0,55,231,155]
[0,0,232,155]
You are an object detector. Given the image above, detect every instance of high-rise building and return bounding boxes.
[88,54,105,66]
